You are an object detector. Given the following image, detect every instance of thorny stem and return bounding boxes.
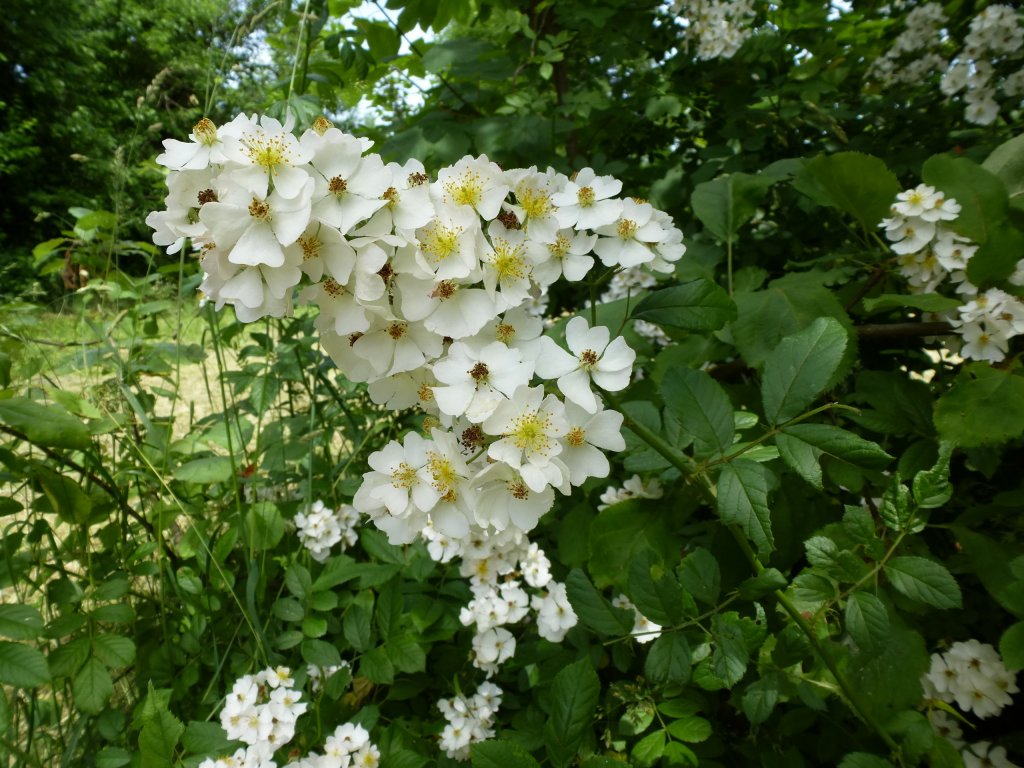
[604,392,903,757]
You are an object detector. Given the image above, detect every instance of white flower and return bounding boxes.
[156,117,229,170]
[560,401,626,486]
[472,627,517,675]
[435,154,510,221]
[534,316,636,413]
[484,385,570,492]
[221,112,313,200]
[432,341,533,423]
[307,128,391,234]
[532,581,578,642]
[393,273,500,340]
[551,168,623,230]
[593,198,666,268]
[473,461,557,533]
[962,742,1020,768]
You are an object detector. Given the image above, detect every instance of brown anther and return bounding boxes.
[328,176,348,195]
[442,336,454,345]
[417,384,434,402]
[497,209,521,230]
[631,196,648,204]
[322,278,344,297]
[577,186,596,206]
[580,349,600,367]
[348,332,363,346]
[298,234,321,261]
[495,323,516,343]
[382,186,399,203]
[510,480,530,500]
[469,362,489,381]
[193,117,217,145]
[430,280,456,300]
[312,116,333,135]
[248,197,271,220]
[408,171,429,187]
[387,322,407,340]
[197,188,218,205]
[377,262,394,281]
[460,425,484,449]
[440,489,457,503]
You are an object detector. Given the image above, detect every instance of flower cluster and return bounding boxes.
[294,500,360,562]
[880,183,1024,362]
[922,641,1020,767]
[922,640,1018,719]
[941,5,1024,126]
[198,666,378,768]
[437,682,503,760]
[673,0,756,60]
[205,666,307,767]
[870,3,948,89]
[598,473,664,511]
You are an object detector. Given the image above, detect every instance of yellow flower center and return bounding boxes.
[617,219,638,240]
[312,116,333,135]
[548,233,571,260]
[490,239,526,281]
[511,410,551,454]
[445,171,484,208]
[243,130,292,171]
[193,117,217,146]
[297,234,321,261]
[517,185,552,220]
[577,186,596,207]
[566,426,586,447]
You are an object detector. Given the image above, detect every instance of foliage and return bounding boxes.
[3,1,1024,768]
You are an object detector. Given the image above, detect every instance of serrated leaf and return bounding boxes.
[174,456,234,484]
[845,592,890,652]
[387,634,426,673]
[138,690,184,768]
[934,364,1024,447]
[885,556,962,609]
[182,720,241,756]
[742,676,780,724]
[629,551,693,626]
[716,460,775,556]
[661,367,733,458]
[301,639,342,668]
[913,443,953,509]
[565,569,634,636]
[711,614,749,688]
[0,397,92,450]
[665,715,711,743]
[847,627,929,718]
[966,222,1024,286]
[358,646,394,684]
[794,151,900,229]
[644,633,692,685]
[0,641,49,687]
[73,656,113,714]
[0,605,44,640]
[678,548,720,605]
[588,501,677,589]
[738,568,787,599]
[472,740,542,768]
[762,317,849,425]
[777,424,892,489]
[878,474,918,533]
[691,172,775,243]
[631,279,736,331]
[544,658,600,768]
[631,730,666,767]
[91,634,135,669]
[838,753,895,768]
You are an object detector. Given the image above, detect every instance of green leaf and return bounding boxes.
[31,464,93,524]
[732,272,853,369]
[544,658,600,768]
[661,368,733,458]
[387,634,426,674]
[0,605,44,640]
[878,474,918,533]
[922,154,1008,244]
[738,568,787,600]
[245,502,284,550]
[845,592,890,652]
[343,601,373,651]
[794,151,900,229]
[913,443,953,509]
[665,715,711,743]
[174,456,234,484]
[741,676,780,724]
[631,279,736,331]
[716,460,775,556]
[0,641,49,687]
[182,720,241,756]
[0,396,92,450]
[91,634,135,668]
[73,656,113,714]
[711,614,749,688]
[565,569,635,636]
[301,639,342,668]
[588,500,678,589]
[472,740,542,768]
[95,748,132,768]
[762,317,849,425]
[847,627,929,718]
[678,548,720,605]
[885,556,962,609]
[358,646,394,684]
[631,730,666,767]
[644,632,692,685]
[999,621,1024,670]
[861,293,963,315]
[138,686,185,768]
[629,551,694,626]
[777,424,892,489]
[935,363,1024,447]
[691,172,775,243]
[966,221,1024,287]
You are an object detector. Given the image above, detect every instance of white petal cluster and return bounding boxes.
[870,3,948,88]
[673,0,756,60]
[437,682,503,760]
[206,666,307,768]
[199,666,378,768]
[294,500,360,562]
[597,474,664,511]
[879,184,1024,363]
[962,742,1021,768]
[149,114,682,550]
[611,594,663,644]
[922,640,1019,719]
[941,5,1024,126]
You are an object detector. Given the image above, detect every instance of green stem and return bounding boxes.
[287,0,313,102]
